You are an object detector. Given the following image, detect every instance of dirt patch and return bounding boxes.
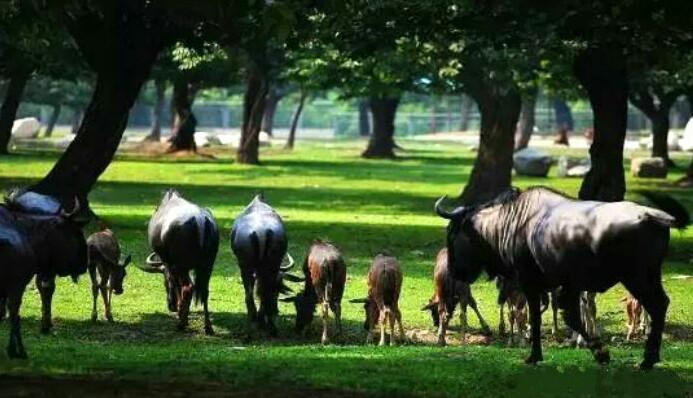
[406,328,492,346]
[0,375,370,398]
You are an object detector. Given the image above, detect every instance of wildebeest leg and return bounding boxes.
[202,295,214,336]
[468,296,491,335]
[437,303,448,346]
[459,303,468,343]
[177,279,193,331]
[389,309,397,346]
[6,291,26,359]
[88,267,99,322]
[99,278,112,322]
[240,270,257,323]
[330,301,342,336]
[321,302,330,345]
[560,289,609,364]
[378,309,387,346]
[550,290,559,339]
[624,281,669,370]
[36,276,55,334]
[524,293,543,364]
[498,303,506,336]
[640,310,651,335]
[507,304,515,346]
[395,308,405,343]
[0,294,6,321]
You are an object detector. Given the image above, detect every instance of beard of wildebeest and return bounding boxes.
[446,224,485,284]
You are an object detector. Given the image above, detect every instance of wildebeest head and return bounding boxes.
[108,255,131,295]
[88,228,131,294]
[350,297,378,331]
[281,290,317,333]
[137,252,176,311]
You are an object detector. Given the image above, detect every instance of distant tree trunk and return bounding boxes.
[0,69,31,154]
[362,96,400,159]
[167,79,198,152]
[145,78,166,142]
[459,95,473,131]
[514,89,537,151]
[574,46,628,202]
[44,104,61,137]
[460,80,521,204]
[237,67,268,164]
[630,90,677,167]
[285,91,306,150]
[261,88,282,136]
[358,99,371,136]
[70,109,83,135]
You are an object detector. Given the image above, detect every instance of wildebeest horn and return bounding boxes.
[59,197,81,218]
[349,297,369,304]
[279,296,296,303]
[434,196,466,220]
[281,273,305,283]
[135,253,165,273]
[280,252,295,271]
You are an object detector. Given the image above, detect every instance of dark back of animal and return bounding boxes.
[368,255,402,307]
[305,240,346,303]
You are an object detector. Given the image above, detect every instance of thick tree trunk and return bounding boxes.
[460,83,521,204]
[459,95,474,131]
[167,79,198,152]
[44,104,61,138]
[651,112,672,165]
[362,96,400,158]
[0,70,31,154]
[514,90,537,151]
[261,88,282,136]
[146,78,166,142]
[358,99,371,136]
[574,47,628,202]
[237,68,268,164]
[285,91,306,150]
[630,90,676,167]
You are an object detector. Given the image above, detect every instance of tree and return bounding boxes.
[146,77,167,142]
[514,86,538,151]
[358,99,371,136]
[285,91,306,149]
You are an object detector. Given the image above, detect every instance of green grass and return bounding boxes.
[0,140,692,397]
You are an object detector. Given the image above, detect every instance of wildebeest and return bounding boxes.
[87,227,132,322]
[137,189,218,334]
[351,254,404,346]
[496,276,529,346]
[435,186,688,369]
[0,191,85,358]
[624,293,650,341]
[231,194,298,336]
[281,240,347,344]
[422,248,490,346]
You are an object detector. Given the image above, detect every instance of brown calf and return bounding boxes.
[283,240,347,344]
[87,228,131,322]
[624,293,651,341]
[497,277,529,346]
[422,248,491,346]
[351,254,404,346]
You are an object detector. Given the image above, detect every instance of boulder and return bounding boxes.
[194,132,221,148]
[557,156,591,178]
[631,157,667,178]
[513,148,553,177]
[680,118,693,151]
[259,131,271,147]
[640,133,681,151]
[11,117,41,138]
[56,134,75,149]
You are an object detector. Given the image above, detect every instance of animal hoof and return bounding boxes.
[593,347,610,364]
[205,326,215,336]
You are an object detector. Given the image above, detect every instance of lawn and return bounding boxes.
[0,139,692,397]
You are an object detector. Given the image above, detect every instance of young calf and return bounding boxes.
[282,240,347,344]
[87,228,131,322]
[624,293,651,341]
[351,254,404,346]
[422,248,491,346]
[496,276,529,346]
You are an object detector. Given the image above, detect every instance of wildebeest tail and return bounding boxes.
[323,259,333,303]
[249,229,274,263]
[636,190,690,229]
[194,217,218,305]
[380,270,398,307]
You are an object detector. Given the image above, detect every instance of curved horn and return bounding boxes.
[280,252,295,271]
[349,297,369,304]
[135,252,165,273]
[434,196,466,220]
[146,252,164,266]
[281,273,305,283]
[279,296,297,303]
[60,197,81,218]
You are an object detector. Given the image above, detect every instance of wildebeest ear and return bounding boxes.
[121,255,132,267]
[349,298,369,304]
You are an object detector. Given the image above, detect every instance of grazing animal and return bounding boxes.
[422,248,491,346]
[0,192,85,358]
[137,189,218,335]
[351,254,404,346]
[435,186,688,369]
[624,293,651,341]
[282,240,347,344]
[87,227,132,322]
[496,276,529,346]
[231,194,298,336]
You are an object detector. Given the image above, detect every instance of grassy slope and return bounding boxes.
[0,140,692,397]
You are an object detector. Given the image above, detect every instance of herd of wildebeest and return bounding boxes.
[0,186,689,370]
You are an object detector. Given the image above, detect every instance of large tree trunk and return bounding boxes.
[146,78,166,142]
[285,91,306,150]
[167,79,198,152]
[574,47,628,202]
[358,99,370,136]
[261,88,282,136]
[514,89,537,151]
[630,90,677,167]
[44,104,61,138]
[362,96,400,158]
[0,70,31,154]
[460,82,521,204]
[459,95,474,131]
[237,67,268,164]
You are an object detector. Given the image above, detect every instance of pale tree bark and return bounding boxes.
[285,91,306,150]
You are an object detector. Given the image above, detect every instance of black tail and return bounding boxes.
[193,218,217,306]
[636,190,690,229]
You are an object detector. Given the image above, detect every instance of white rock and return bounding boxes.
[56,134,75,149]
[259,131,271,147]
[11,117,41,138]
[567,164,590,177]
[631,157,667,178]
[513,148,553,177]
[680,118,693,151]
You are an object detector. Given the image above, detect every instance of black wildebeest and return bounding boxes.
[231,194,299,336]
[0,191,86,358]
[137,189,218,334]
[422,248,491,346]
[282,240,347,344]
[351,254,405,346]
[435,187,689,369]
[87,227,132,322]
